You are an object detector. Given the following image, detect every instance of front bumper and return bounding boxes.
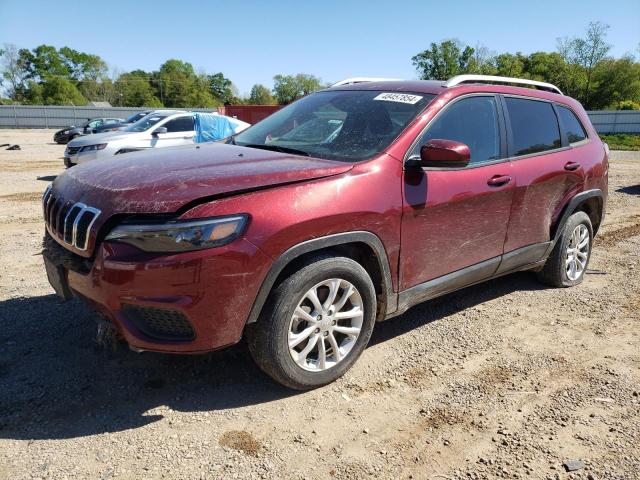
[55,132,71,144]
[44,234,272,353]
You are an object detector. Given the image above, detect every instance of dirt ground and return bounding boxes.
[0,129,638,480]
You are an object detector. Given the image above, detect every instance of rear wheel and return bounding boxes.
[247,255,376,390]
[537,211,593,287]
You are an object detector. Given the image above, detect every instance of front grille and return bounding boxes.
[43,186,100,251]
[122,304,196,341]
[66,146,81,155]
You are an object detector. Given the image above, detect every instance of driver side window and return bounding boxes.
[411,96,501,165]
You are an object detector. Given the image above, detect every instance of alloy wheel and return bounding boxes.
[288,278,364,372]
[565,224,590,281]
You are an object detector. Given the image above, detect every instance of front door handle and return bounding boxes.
[564,161,581,171]
[487,175,512,187]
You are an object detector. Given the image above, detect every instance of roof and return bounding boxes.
[328,79,573,105]
[149,109,186,116]
[87,101,112,107]
[329,80,446,95]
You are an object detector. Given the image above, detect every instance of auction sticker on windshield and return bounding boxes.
[373,92,423,104]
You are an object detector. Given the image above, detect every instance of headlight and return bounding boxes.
[80,143,107,152]
[105,215,249,252]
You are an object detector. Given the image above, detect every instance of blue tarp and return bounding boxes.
[194,113,244,143]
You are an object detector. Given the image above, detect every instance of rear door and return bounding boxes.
[400,94,515,290]
[501,96,586,260]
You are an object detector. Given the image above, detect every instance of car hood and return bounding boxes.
[52,142,353,215]
[56,126,81,134]
[67,130,136,146]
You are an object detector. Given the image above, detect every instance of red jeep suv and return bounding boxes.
[42,75,608,390]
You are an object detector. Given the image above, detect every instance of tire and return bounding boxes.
[246,255,377,390]
[537,211,593,287]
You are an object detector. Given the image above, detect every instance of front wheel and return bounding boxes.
[247,255,377,390]
[537,211,593,287]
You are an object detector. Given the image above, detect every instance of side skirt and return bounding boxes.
[385,242,551,321]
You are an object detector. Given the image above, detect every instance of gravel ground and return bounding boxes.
[0,129,639,480]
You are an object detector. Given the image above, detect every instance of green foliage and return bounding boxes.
[209,72,235,104]
[412,40,475,80]
[600,134,640,151]
[154,59,220,108]
[114,70,162,107]
[411,22,637,110]
[248,84,276,105]
[38,76,87,105]
[273,73,324,104]
[618,100,640,110]
[591,57,640,109]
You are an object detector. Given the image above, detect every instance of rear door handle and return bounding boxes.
[487,175,512,187]
[564,161,581,171]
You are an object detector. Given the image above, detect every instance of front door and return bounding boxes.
[400,95,515,290]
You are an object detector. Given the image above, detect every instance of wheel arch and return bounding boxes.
[552,189,604,243]
[245,232,396,325]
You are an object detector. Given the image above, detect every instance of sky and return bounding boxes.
[1,0,639,95]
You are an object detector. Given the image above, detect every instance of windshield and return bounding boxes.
[124,114,168,132]
[125,112,146,123]
[234,90,434,162]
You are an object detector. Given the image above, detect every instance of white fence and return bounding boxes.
[586,110,640,134]
[0,105,639,134]
[0,105,215,129]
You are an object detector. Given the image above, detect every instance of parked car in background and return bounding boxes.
[91,110,153,134]
[63,110,249,166]
[53,118,124,144]
[43,75,607,390]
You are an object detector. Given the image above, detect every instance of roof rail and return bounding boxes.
[444,74,563,95]
[331,77,403,87]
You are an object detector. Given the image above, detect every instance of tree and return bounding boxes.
[59,47,108,81]
[0,43,30,101]
[272,73,323,104]
[411,39,475,80]
[295,74,324,95]
[592,56,640,109]
[23,45,70,80]
[248,84,276,104]
[114,70,162,107]
[273,74,300,104]
[525,52,570,92]
[209,72,235,104]
[493,53,527,78]
[38,76,87,105]
[468,43,497,75]
[155,59,219,108]
[557,21,611,107]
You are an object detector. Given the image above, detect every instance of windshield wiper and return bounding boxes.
[242,143,310,157]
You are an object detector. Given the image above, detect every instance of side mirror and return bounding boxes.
[152,127,168,137]
[418,139,470,168]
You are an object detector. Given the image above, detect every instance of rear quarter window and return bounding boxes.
[505,97,561,156]
[557,105,588,144]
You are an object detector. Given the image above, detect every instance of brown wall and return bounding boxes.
[218,105,282,124]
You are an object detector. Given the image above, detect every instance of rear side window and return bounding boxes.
[165,116,195,132]
[557,105,587,144]
[505,98,561,156]
[412,96,500,164]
